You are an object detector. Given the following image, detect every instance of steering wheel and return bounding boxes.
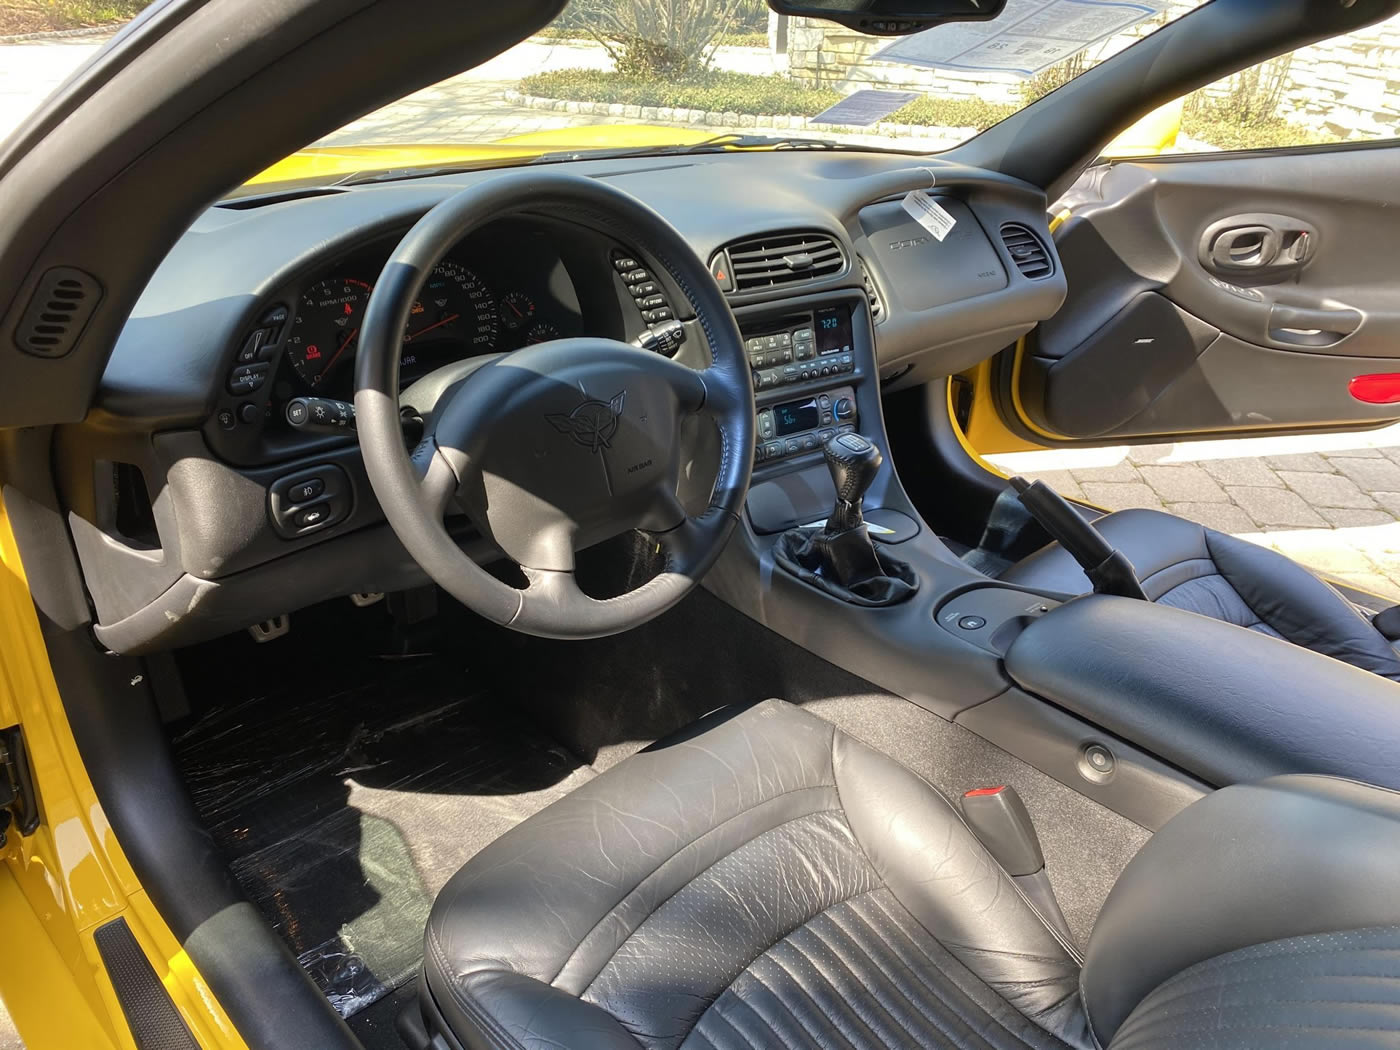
[354,172,754,638]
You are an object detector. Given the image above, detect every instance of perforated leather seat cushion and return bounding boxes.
[423,699,1090,1050]
[1000,508,1400,680]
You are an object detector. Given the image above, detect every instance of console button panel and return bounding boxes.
[268,463,353,539]
[744,304,855,391]
[755,384,856,465]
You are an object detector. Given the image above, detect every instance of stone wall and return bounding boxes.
[784,8,1400,140]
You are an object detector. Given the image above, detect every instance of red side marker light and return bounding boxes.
[964,786,1006,797]
[1349,374,1400,405]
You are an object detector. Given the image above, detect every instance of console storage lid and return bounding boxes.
[1004,594,1400,790]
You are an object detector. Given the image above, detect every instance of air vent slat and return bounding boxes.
[857,257,884,324]
[1000,223,1053,280]
[15,267,102,358]
[721,230,847,293]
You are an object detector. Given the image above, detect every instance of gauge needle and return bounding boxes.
[318,326,359,380]
[406,313,460,342]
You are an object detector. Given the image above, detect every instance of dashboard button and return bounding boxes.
[639,294,666,310]
[612,255,639,272]
[709,251,734,292]
[237,402,261,425]
[622,268,649,284]
[237,329,267,364]
[216,408,236,430]
[628,281,658,297]
[642,307,673,323]
[294,503,331,529]
[261,305,289,329]
[288,478,325,503]
[784,439,801,456]
[957,615,987,631]
[286,399,309,425]
[764,441,784,460]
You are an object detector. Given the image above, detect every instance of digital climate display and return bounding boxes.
[773,397,821,436]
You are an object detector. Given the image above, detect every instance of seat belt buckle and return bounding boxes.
[959,785,1043,877]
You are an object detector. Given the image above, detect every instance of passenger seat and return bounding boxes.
[999,507,1400,681]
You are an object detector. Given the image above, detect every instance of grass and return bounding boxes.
[0,0,146,34]
[522,68,1020,129]
[1181,111,1335,151]
[521,68,842,117]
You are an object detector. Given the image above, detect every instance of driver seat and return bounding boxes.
[419,699,1400,1050]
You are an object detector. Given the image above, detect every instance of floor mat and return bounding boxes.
[169,646,594,1019]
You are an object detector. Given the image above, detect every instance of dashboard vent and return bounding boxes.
[857,256,884,324]
[726,231,845,292]
[1000,223,1053,280]
[15,267,102,358]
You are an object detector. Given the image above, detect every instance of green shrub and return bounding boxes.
[559,0,754,77]
[1180,114,1334,151]
[521,69,842,116]
[886,96,1018,130]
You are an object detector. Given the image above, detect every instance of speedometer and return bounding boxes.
[405,262,498,351]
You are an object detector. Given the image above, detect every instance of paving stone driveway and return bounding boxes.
[989,425,1400,604]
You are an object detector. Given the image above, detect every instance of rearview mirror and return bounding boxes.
[765,0,1006,36]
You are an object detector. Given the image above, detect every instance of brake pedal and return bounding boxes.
[960,784,1078,948]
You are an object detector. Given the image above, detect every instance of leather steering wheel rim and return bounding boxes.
[354,171,754,638]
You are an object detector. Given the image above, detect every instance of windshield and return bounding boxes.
[274,0,1218,181]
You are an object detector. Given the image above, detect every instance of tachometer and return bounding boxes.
[286,277,372,389]
[405,261,498,350]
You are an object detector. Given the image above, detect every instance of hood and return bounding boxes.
[245,124,720,188]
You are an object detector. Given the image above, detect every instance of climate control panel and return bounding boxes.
[745,303,856,392]
[754,385,857,464]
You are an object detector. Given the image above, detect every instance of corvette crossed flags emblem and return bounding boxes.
[545,391,626,453]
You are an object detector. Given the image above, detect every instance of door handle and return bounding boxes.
[1210,225,1279,270]
[1268,302,1362,348]
[1199,213,1317,278]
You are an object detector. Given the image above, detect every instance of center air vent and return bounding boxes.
[726,231,845,292]
[1000,223,1053,280]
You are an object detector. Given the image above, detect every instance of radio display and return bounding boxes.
[814,305,852,355]
[773,397,820,436]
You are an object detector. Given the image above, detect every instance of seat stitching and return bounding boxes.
[839,894,1020,1050]
[1119,992,1400,1033]
[728,984,814,1050]
[748,957,864,1050]
[862,887,1077,1048]
[1133,959,1400,1017]
[556,785,837,986]
[772,921,931,1050]
[424,933,531,1050]
[582,811,872,1004]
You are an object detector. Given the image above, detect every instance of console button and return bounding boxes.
[784,439,801,455]
[778,332,792,347]
[764,441,784,460]
[642,307,673,323]
[628,281,658,297]
[818,394,832,408]
[746,337,764,354]
[794,328,814,342]
[622,268,649,283]
[834,397,856,421]
[640,294,666,310]
[757,410,776,440]
[957,615,987,631]
[818,429,835,443]
[801,434,820,451]
[613,255,639,272]
[709,251,733,292]
[216,408,236,430]
[237,402,261,425]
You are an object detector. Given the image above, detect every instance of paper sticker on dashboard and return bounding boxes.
[901,191,957,242]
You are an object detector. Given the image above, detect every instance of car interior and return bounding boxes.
[4,0,1400,1048]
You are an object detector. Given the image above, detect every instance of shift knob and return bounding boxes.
[823,433,881,530]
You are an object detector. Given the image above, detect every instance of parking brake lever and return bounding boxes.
[1010,476,1147,601]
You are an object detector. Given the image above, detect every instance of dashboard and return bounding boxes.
[63,149,1065,654]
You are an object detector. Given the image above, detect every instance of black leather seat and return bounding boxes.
[421,699,1400,1050]
[1000,507,1400,680]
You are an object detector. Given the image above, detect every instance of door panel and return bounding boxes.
[1013,143,1400,442]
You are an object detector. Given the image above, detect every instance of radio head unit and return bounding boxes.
[745,304,855,391]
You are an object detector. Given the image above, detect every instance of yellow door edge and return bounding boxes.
[0,481,249,1050]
